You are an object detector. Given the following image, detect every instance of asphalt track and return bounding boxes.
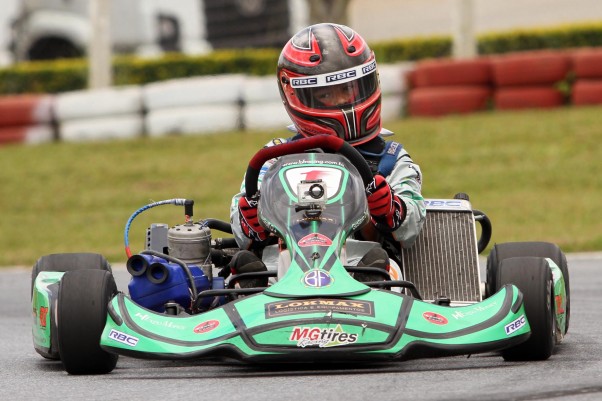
[2,254,601,401]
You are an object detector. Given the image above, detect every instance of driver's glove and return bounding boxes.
[238,196,269,242]
[366,175,406,232]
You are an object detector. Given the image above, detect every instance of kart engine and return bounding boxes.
[124,199,225,314]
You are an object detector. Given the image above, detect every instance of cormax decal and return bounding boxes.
[266,298,374,318]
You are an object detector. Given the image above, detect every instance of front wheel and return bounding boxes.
[57,269,118,374]
[486,241,570,333]
[498,257,556,361]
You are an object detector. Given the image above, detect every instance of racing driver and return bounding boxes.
[229,23,426,287]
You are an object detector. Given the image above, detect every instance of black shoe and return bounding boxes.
[229,250,268,288]
[353,247,390,283]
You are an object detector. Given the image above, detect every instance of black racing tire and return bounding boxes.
[486,241,570,333]
[31,253,112,298]
[498,257,556,361]
[57,269,118,375]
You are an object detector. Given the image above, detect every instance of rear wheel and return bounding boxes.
[498,257,556,361]
[486,241,570,333]
[57,269,118,374]
[31,253,112,360]
[31,253,112,297]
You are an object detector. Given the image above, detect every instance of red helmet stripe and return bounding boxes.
[284,28,321,67]
[333,24,366,55]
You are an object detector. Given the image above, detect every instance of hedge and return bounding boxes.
[2,22,602,95]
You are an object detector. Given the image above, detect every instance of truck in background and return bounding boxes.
[9,0,308,62]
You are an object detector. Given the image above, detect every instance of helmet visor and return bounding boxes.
[290,60,379,110]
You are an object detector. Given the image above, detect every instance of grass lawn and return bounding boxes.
[1,105,600,267]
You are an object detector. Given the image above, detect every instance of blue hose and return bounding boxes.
[124,198,188,258]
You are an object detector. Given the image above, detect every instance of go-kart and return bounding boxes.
[31,135,569,374]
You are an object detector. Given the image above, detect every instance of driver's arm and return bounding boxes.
[386,149,426,248]
[230,138,288,249]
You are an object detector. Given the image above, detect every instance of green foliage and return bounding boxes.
[3,22,602,94]
[113,49,280,86]
[0,59,87,94]
[370,36,452,63]
[478,22,602,54]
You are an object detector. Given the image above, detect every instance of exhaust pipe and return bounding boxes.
[147,262,169,284]
[126,254,151,277]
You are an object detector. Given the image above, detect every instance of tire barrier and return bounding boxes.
[0,125,54,145]
[146,104,241,137]
[0,95,54,126]
[571,49,602,106]
[408,87,492,117]
[379,62,414,95]
[494,87,565,110]
[60,115,144,142]
[491,50,571,87]
[241,76,291,130]
[55,86,143,121]
[571,80,602,105]
[0,95,55,145]
[143,74,245,137]
[56,86,144,142]
[5,47,602,146]
[143,74,245,110]
[572,48,602,79]
[413,58,492,88]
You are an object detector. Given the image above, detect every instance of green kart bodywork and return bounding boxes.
[31,136,569,369]
[99,283,529,361]
[32,260,568,362]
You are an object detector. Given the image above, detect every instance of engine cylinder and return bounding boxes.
[168,223,212,279]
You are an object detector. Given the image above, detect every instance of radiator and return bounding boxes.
[401,200,482,303]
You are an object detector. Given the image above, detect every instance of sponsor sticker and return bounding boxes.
[298,233,333,247]
[386,142,399,155]
[555,295,565,314]
[422,311,449,325]
[291,77,318,87]
[326,69,356,83]
[108,329,139,347]
[504,315,526,335]
[290,324,358,348]
[303,270,332,288]
[265,298,375,318]
[39,306,48,328]
[289,60,377,88]
[134,312,185,330]
[451,301,498,320]
[193,320,220,334]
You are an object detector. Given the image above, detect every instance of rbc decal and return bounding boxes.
[504,315,526,335]
[108,329,139,347]
[303,270,332,288]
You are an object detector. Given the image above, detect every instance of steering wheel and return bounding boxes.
[244,135,373,198]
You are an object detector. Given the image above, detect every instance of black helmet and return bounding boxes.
[277,23,382,146]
